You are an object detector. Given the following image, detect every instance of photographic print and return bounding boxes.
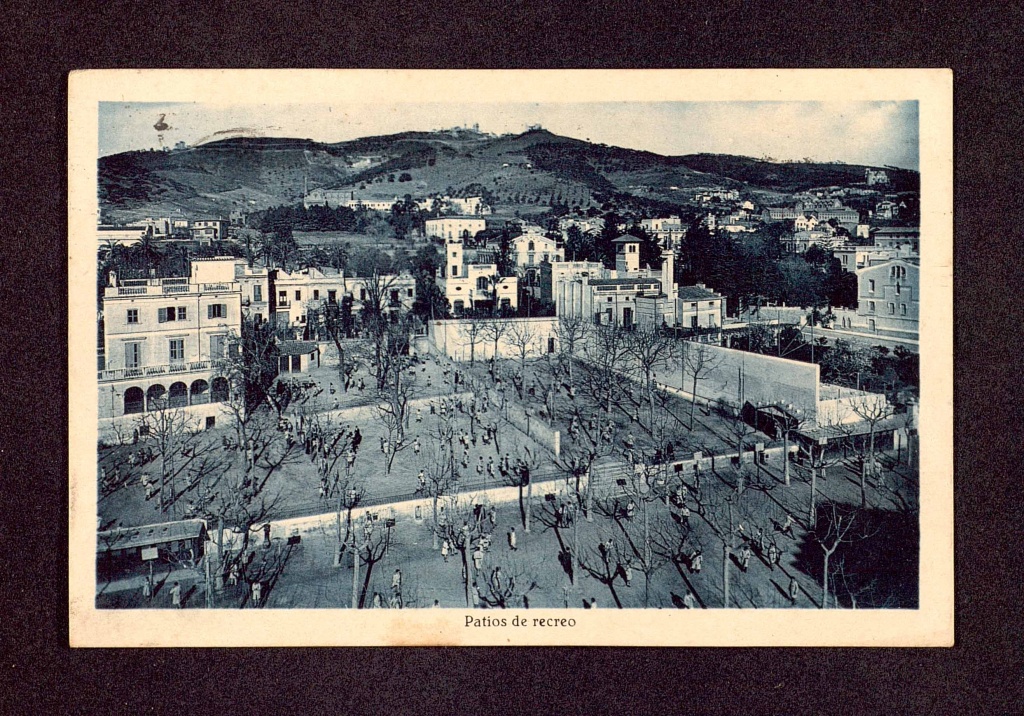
[69,69,952,646]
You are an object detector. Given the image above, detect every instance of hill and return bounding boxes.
[98,129,918,222]
[677,154,920,193]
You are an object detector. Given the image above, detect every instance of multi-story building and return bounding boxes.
[865,169,890,186]
[446,196,490,215]
[639,216,685,246]
[270,267,416,330]
[98,257,241,424]
[425,216,487,242]
[235,262,271,325]
[539,260,607,309]
[875,200,900,220]
[438,236,517,315]
[855,257,919,339]
[512,232,563,293]
[834,246,902,271]
[676,284,726,333]
[190,219,228,244]
[872,226,920,254]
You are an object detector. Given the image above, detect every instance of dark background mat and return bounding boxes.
[0,1,1018,713]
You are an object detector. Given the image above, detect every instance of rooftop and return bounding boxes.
[97,519,206,552]
[589,277,661,287]
[873,226,920,235]
[612,234,643,244]
[677,285,722,300]
[277,340,319,356]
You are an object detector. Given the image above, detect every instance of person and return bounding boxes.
[488,505,497,527]
[781,514,795,537]
[413,437,421,456]
[416,408,423,423]
[626,500,636,520]
[589,597,598,609]
[473,547,484,571]
[757,527,766,555]
[508,527,517,551]
[680,504,691,526]
[624,433,635,450]
[768,542,780,570]
[372,592,383,609]
[380,436,387,454]
[417,470,426,492]
[142,574,152,599]
[388,593,400,609]
[789,578,799,604]
[683,591,696,609]
[690,550,702,574]
[441,539,450,563]
[739,545,751,572]
[475,456,484,475]
[431,599,440,608]
[170,581,182,608]
[392,568,403,596]
[624,563,633,587]
[229,562,239,586]
[352,428,362,453]
[251,580,261,607]
[487,457,495,479]
[471,582,480,608]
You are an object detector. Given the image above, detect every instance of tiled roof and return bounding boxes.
[277,340,319,356]
[677,285,722,300]
[612,234,643,243]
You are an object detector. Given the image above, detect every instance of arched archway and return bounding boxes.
[190,379,210,405]
[146,384,167,411]
[168,382,188,408]
[211,377,229,403]
[124,387,144,415]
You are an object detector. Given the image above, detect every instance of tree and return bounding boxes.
[477,558,539,609]
[220,316,280,414]
[433,493,497,607]
[812,501,858,609]
[848,394,896,507]
[505,320,539,378]
[624,324,679,432]
[819,339,871,387]
[554,314,590,394]
[582,323,631,420]
[500,442,543,535]
[478,317,511,380]
[458,319,487,365]
[680,342,723,430]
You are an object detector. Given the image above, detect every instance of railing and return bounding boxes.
[201,283,233,292]
[117,287,148,296]
[163,284,190,294]
[98,360,213,382]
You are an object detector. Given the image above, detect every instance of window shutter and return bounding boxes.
[158,308,167,323]
[208,305,214,319]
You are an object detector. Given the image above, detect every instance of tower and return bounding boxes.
[443,236,464,279]
[613,235,641,274]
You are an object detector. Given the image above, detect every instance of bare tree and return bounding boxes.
[459,319,488,365]
[433,493,497,607]
[478,317,511,379]
[812,501,859,609]
[680,341,724,430]
[848,393,896,506]
[624,324,680,432]
[505,320,540,378]
[554,314,590,394]
[500,441,544,534]
[477,557,540,609]
[582,323,631,420]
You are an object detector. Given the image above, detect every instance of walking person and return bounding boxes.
[170,581,182,608]
[441,539,450,563]
[488,505,497,528]
[781,513,795,537]
[768,542,780,570]
[690,550,702,574]
[788,577,800,604]
[251,580,261,608]
[413,436,421,456]
[472,547,484,572]
[739,545,751,572]
[508,527,517,551]
[683,591,696,609]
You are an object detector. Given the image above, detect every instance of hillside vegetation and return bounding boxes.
[99,128,918,222]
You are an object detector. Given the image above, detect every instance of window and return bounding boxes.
[528,253,535,265]
[210,335,226,359]
[328,290,337,303]
[124,342,141,369]
[208,304,226,319]
[528,241,535,251]
[313,290,319,300]
[169,339,184,363]
[407,288,413,297]
[390,290,400,306]
[253,285,262,302]
[888,303,895,314]
[868,301,875,313]
[158,307,175,323]
[127,309,138,324]
[901,304,907,316]
[278,291,286,302]
[360,289,367,301]
[477,277,489,291]
[177,307,187,320]
[895,282,901,295]
[295,290,301,301]
[451,265,458,277]
[291,355,301,372]
[868,279,875,293]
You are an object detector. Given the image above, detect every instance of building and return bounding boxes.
[303,189,400,211]
[558,216,605,235]
[270,266,416,331]
[446,196,490,215]
[855,258,919,339]
[872,226,920,254]
[512,232,563,291]
[557,276,663,328]
[794,214,820,232]
[785,229,844,254]
[98,225,146,247]
[438,235,517,315]
[190,219,228,244]
[539,261,607,309]
[875,200,900,220]
[425,216,487,241]
[236,262,271,325]
[639,216,685,246]
[276,341,320,374]
[613,235,642,273]
[865,169,890,186]
[677,284,726,335]
[98,257,241,424]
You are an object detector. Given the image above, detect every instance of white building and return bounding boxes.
[512,232,563,292]
[855,258,919,339]
[98,257,241,423]
[271,267,416,331]
[425,216,487,242]
[539,260,607,309]
[446,196,490,215]
[676,284,726,332]
[639,216,685,246]
[438,236,517,315]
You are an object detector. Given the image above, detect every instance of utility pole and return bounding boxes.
[352,534,360,609]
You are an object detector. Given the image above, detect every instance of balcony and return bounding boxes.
[98,360,213,383]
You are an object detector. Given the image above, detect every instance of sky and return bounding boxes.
[99,100,919,170]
